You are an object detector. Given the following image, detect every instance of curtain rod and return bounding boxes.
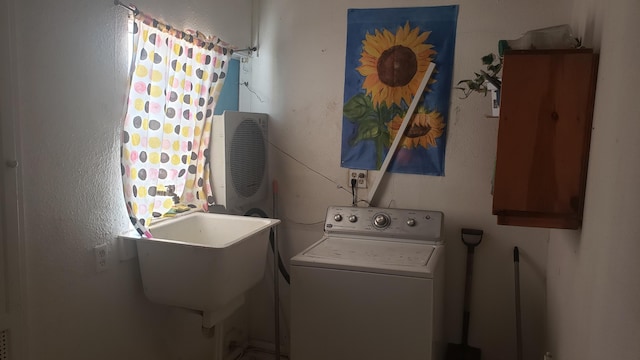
[236,46,257,53]
[114,1,257,54]
[114,0,139,15]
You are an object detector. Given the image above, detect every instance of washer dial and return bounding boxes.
[373,213,391,229]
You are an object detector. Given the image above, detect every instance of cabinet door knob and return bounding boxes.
[5,160,18,168]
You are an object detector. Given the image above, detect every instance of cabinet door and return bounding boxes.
[492,51,598,228]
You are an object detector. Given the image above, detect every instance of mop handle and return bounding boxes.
[273,180,280,360]
[514,247,522,360]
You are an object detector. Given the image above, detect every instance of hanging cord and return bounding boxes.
[268,140,371,207]
[244,208,290,284]
[351,178,357,206]
[240,81,265,103]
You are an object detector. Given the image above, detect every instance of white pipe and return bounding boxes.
[367,62,436,206]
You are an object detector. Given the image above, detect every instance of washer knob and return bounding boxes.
[373,213,391,228]
[348,215,358,223]
[406,218,416,227]
[333,214,343,222]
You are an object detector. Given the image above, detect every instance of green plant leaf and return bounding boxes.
[480,70,501,89]
[481,53,495,65]
[487,64,502,74]
[469,80,484,91]
[456,51,504,98]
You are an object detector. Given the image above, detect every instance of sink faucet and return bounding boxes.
[157,185,180,205]
[166,185,180,205]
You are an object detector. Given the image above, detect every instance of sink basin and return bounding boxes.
[124,212,279,321]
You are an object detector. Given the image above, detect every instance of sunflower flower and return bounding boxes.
[387,107,445,149]
[357,22,436,108]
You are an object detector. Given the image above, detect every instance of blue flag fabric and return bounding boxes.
[341,6,459,176]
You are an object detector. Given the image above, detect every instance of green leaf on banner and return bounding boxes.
[343,93,374,122]
[377,102,398,123]
[350,119,381,146]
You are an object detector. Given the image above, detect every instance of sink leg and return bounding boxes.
[202,295,246,328]
[213,322,224,360]
[200,295,246,359]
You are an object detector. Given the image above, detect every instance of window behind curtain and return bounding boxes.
[214,58,240,114]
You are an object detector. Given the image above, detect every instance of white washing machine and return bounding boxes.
[290,205,445,360]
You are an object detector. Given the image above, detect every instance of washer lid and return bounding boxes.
[291,236,442,278]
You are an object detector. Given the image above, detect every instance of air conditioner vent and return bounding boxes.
[210,111,268,213]
[230,119,266,198]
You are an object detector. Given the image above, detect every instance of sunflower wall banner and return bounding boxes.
[341,6,459,176]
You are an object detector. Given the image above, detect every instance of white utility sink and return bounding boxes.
[122,212,280,327]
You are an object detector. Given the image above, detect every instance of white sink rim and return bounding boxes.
[136,211,280,248]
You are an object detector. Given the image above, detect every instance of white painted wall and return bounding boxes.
[547,0,640,359]
[10,0,252,358]
[12,0,637,358]
[250,1,574,359]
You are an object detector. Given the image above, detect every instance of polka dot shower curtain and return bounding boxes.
[121,14,230,236]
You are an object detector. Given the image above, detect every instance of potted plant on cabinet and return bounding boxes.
[455,53,502,116]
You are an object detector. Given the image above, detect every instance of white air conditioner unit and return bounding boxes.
[209,111,268,212]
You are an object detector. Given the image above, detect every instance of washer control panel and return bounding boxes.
[325,206,443,242]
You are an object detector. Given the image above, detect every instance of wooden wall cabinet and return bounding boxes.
[492,50,599,229]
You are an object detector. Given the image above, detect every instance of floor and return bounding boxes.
[238,354,274,360]
[237,349,287,360]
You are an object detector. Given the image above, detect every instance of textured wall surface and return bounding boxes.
[547,0,640,359]
[248,1,574,360]
[11,0,252,358]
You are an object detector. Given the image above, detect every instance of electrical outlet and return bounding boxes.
[348,169,368,189]
[95,243,108,272]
